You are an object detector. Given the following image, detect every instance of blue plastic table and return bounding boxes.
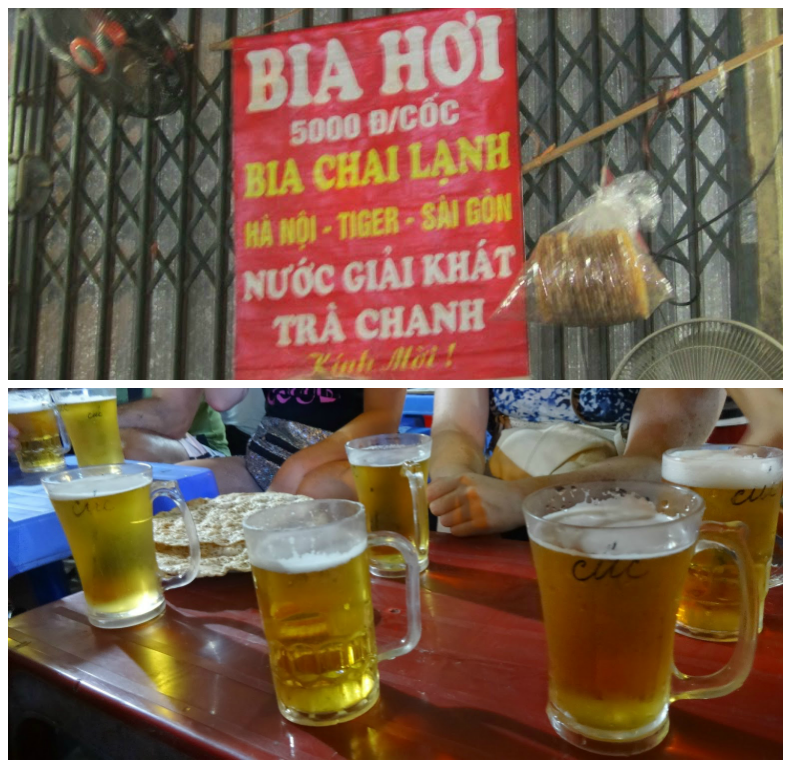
[8,458,219,602]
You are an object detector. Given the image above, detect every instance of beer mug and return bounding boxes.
[345,433,431,577]
[243,499,422,726]
[52,388,124,466]
[41,463,200,629]
[524,481,758,756]
[663,445,783,640]
[8,389,71,473]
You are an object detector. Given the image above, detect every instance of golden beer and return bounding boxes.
[54,389,124,466]
[351,458,429,573]
[48,472,162,617]
[42,463,201,629]
[532,536,693,734]
[525,481,759,755]
[8,390,67,473]
[346,434,431,577]
[252,548,379,722]
[243,499,422,727]
[663,446,783,639]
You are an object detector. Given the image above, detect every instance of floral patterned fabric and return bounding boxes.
[488,388,639,446]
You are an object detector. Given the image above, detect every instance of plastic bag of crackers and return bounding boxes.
[494,172,673,327]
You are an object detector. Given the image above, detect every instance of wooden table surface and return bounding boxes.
[8,533,783,759]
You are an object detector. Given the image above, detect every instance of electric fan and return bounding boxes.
[612,319,783,380]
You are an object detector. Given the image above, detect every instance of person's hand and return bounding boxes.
[427,473,527,536]
[9,424,20,453]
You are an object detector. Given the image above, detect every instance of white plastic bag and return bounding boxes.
[494,173,673,327]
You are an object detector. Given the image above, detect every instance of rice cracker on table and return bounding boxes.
[154,491,311,578]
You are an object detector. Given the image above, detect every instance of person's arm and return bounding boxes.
[504,385,726,486]
[428,388,726,536]
[727,388,783,449]
[429,388,488,479]
[117,388,203,439]
[268,388,407,494]
[9,424,20,452]
[204,388,249,413]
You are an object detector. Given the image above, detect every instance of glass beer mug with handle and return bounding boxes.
[8,389,71,473]
[52,388,125,466]
[346,433,431,577]
[42,463,200,629]
[663,444,782,641]
[243,499,422,727]
[524,481,758,756]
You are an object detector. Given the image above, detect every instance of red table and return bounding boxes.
[8,534,782,759]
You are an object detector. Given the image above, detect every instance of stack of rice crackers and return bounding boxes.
[154,492,310,578]
[529,228,667,325]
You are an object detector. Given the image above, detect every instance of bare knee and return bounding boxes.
[121,428,147,459]
[121,428,187,464]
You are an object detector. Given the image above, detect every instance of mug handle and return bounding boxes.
[768,534,782,588]
[152,480,201,590]
[670,520,758,702]
[401,460,428,546]
[368,531,422,662]
[53,408,71,455]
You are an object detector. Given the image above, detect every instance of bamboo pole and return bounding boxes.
[521,34,783,174]
[209,8,303,51]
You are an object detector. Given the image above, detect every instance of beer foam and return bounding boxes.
[53,392,115,405]
[663,449,783,489]
[46,472,149,501]
[348,443,431,467]
[8,394,51,413]
[248,538,367,575]
[532,495,693,559]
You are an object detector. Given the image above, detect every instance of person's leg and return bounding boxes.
[121,428,190,464]
[296,460,358,500]
[180,455,262,494]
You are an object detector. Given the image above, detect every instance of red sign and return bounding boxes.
[232,8,528,379]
